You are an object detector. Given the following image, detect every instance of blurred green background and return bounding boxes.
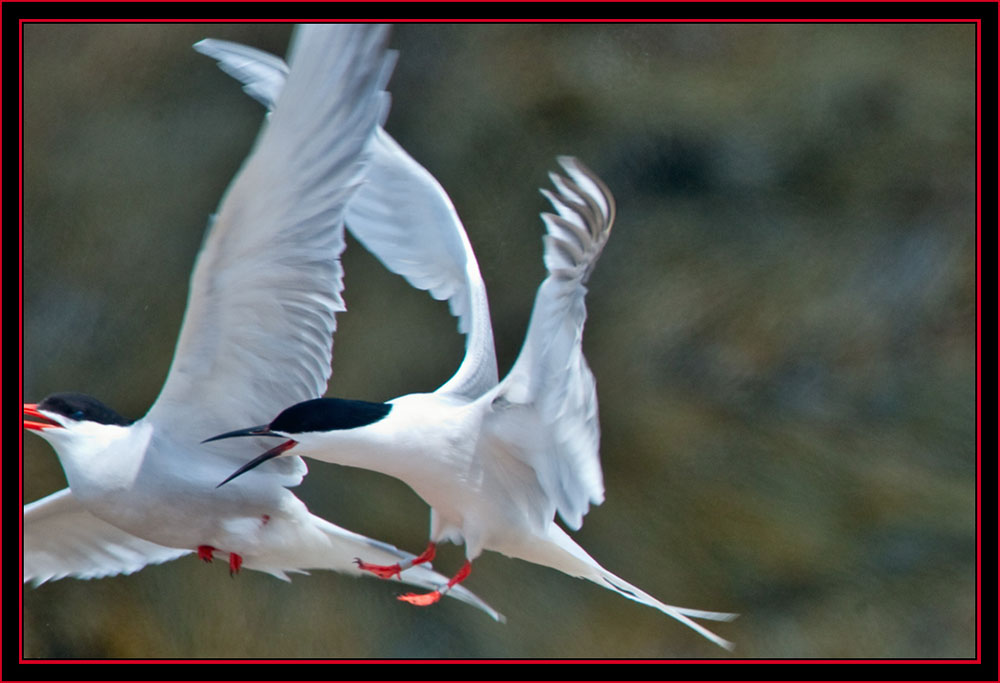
[22,22,977,659]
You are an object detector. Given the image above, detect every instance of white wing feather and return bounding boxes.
[345,128,499,399]
[193,38,498,401]
[147,25,395,467]
[24,488,191,585]
[490,157,615,530]
[192,38,289,109]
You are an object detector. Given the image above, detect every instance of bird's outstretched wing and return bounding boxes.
[24,488,191,585]
[487,157,615,530]
[193,37,498,401]
[147,25,395,470]
[345,128,499,399]
[191,37,290,111]
[23,489,505,620]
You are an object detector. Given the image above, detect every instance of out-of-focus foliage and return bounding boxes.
[22,22,976,659]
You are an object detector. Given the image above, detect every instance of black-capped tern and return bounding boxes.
[207,35,736,649]
[22,23,502,622]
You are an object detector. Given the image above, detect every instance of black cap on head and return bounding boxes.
[270,397,392,434]
[38,392,134,427]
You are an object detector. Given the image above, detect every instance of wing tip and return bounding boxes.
[538,156,616,283]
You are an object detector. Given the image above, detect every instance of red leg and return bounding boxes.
[397,560,472,607]
[354,561,402,580]
[198,546,242,577]
[355,542,437,580]
[446,560,472,588]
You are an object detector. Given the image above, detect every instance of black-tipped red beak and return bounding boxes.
[215,439,298,488]
[23,404,61,431]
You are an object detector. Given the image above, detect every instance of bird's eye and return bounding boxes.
[71,410,85,420]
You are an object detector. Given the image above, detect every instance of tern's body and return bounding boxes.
[294,392,554,561]
[33,404,302,566]
[22,24,500,621]
[207,41,737,647]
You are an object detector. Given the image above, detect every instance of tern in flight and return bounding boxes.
[22,23,501,621]
[207,34,737,650]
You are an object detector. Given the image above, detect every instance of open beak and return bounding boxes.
[23,404,61,431]
[216,439,298,488]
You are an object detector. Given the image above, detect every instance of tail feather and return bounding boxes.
[247,513,504,622]
[540,525,736,650]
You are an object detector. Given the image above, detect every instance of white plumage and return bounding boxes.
[207,30,736,650]
[22,24,501,622]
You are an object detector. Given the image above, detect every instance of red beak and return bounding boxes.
[23,403,61,431]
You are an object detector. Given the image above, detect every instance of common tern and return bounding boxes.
[207,38,736,650]
[22,23,501,622]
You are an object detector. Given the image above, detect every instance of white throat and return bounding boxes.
[40,419,153,501]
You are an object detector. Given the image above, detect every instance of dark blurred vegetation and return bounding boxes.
[21,22,977,659]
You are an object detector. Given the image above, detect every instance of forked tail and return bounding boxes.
[539,525,736,650]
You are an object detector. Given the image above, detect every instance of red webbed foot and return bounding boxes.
[197,545,216,563]
[356,542,437,580]
[397,559,472,608]
[398,590,443,606]
[229,553,243,576]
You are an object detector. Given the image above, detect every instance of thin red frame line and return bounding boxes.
[975,11,983,667]
[14,18,987,24]
[18,16,26,664]
[18,17,985,668]
[15,657,981,664]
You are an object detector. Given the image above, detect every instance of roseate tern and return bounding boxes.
[206,39,736,650]
[22,23,501,621]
